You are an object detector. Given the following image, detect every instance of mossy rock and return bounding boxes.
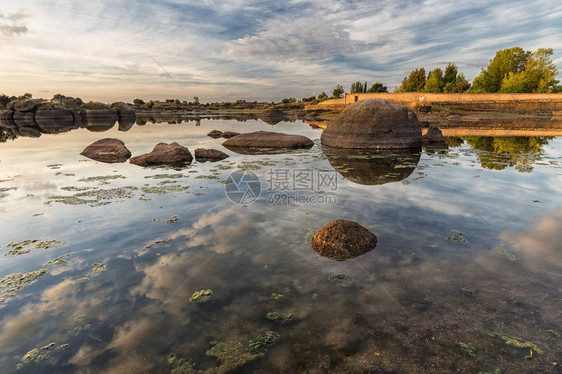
[83,101,111,110]
[13,99,37,112]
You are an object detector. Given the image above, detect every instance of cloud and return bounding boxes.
[0,12,28,39]
[226,17,383,61]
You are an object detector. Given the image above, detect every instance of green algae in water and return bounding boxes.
[491,333,543,354]
[47,164,63,169]
[141,185,190,195]
[168,353,194,374]
[0,270,48,303]
[4,239,65,256]
[195,175,220,180]
[446,230,469,243]
[270,292,284,301]
[164,215,179,223]
[46,186,139,206]
[457,342,476,357]
[206,341,262,374]
[189,289,212,303]
[92,263,107,273]
[145,173,184,179]
[460,287,475,297]
[247,331,280,354]
[60,186,95,192]
[18,342,69,369]
[43,254,71,266]
[266,311,293,323]
[547,330,561,339]
[78,175,126,183]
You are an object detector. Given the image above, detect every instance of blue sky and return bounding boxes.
[1,0,561,102]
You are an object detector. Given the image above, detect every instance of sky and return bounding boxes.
[1,0,562,103]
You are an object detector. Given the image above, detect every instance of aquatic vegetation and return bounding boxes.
[145,173,184,179]
[195,175,220,180]
[61,186,95,192]
[266,311,293,323]
[494,244,519,261]
[78,175,126,184]
[4,239,65,256]
[328,274,347,281]
[164,215,179,223]
[457,342,476,357]
[460,287,475,297]
[47,164,63,169]
[0,270,48,303]
[328,274,354,287]
[547,330,561,339]
[43,253,71,266]
[491,333,543,354]
[0,187,17,199]
[247,331,280,354]
[46,186,139,206]
[446,230,469,243]
[92,263,106,273]
[18,341,65,368]
[168,353,194,374]
[206,340,262,374]
[270,292,284,300]
[189,289,212,303]
[141,185,190,195]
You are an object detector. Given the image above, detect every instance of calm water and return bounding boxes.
[0,117,561,373]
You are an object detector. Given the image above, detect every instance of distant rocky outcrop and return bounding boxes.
[221,131,240,139]
[259,107,288,125]
[81,102,119,123]
[321,98,422,149]
[130,142,193,166]
[222,131,314,150]
[81,138,132,163]
[195,148,229,162]
[207,130,223,138]
[311,220,378,261]
[422,125,445,143]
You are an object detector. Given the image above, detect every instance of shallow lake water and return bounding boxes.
[0,117,561,373]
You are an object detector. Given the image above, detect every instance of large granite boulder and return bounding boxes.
[422,125,444,143]
[112,102,136,121]
[35,103,75,130]
[222,131,313,150]
[195,148,229,162]
[81,138,132,163]
[13,99,37,112]
[311,220,378,261]
[130,142,193,166]
[13,111,35,128]
[321,99,422,149]
[81,102,118,122]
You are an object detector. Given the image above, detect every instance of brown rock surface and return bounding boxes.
[422,125,445,143]
[222,131,313,149]
[194,148,229,162]
[311,220,378,261]
[321,98,422,149]
[221,131,241,139]
[80,138,132,163]
[207,130,223,138]
[130,142,193,166]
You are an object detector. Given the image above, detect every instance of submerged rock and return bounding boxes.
[80,138,132,163]
[194,148,229,162]
[321,98,422,149]
[311,220,378,260]
[130,142,193,166]
[423,125,445,143]
[222,131,314,150]
[207,129,223,138]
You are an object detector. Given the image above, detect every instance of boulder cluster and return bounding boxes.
[0,98,135,138]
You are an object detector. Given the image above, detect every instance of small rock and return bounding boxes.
[130,142,193,166]
[80,138,132,163]
[221,131,240,139]
[311,220,378,260]
[194,148,229,162]
[423,126,444,143]
[222,131,314,149]
[207,130,223,138]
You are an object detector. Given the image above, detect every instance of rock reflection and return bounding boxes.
[323,146,421,185]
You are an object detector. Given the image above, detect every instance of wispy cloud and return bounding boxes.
[0,0,561,101]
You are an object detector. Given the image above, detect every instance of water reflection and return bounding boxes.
[323,146,421,185]
[463,136,552,172]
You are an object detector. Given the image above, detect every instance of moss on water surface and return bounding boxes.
[4,239,65,256]
[0,270,48,303]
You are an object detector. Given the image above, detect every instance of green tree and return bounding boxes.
[424,68,445,93]
[448,73,471,93]
[472,47,531,92]
[500,48,560,93]
[350,81,367,93]
[332,84,344,98]
[367,82,388,93]
[399,68,426,92]
[133,98,145,106]
[0,94,11,109]
[193,96,200,104]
